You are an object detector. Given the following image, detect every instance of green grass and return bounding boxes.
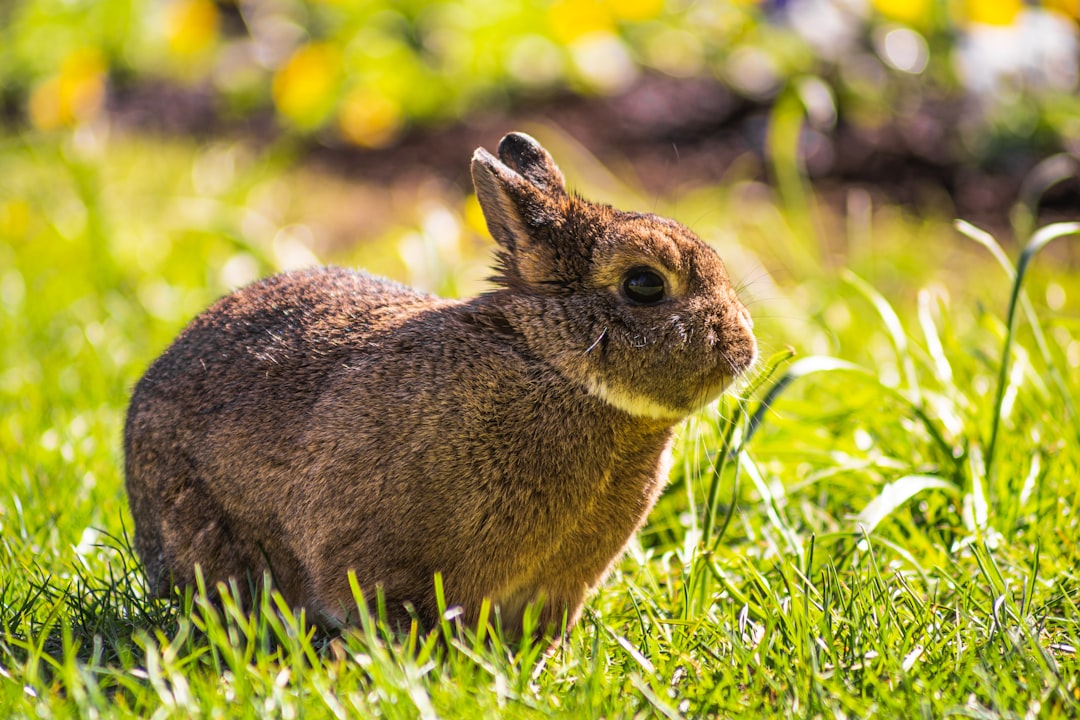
[2,127,1080,718]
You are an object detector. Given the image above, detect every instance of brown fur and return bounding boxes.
[124,132,757,635]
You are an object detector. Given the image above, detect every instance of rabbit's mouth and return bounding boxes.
[690,370,739,410]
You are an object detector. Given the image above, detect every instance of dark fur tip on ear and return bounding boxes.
[497,132,566,194]
[496,132,543,166]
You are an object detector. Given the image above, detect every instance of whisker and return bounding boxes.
[585,327,607,354]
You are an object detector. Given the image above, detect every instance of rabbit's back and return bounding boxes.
[132,267,429,395]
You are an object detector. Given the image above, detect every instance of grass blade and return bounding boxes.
[745,355,867,447]
[982,221,1080,484]
[1011,153,1078,242]
[917,288,952,384]
[842,268,921,404]
[955,220,1080,462]
[701,347,795,550]
[740,452,800,557]
[855,475,956,534]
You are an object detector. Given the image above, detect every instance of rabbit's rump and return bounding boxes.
[125,269,433,616]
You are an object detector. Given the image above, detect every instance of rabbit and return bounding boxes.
[124,131,757,637]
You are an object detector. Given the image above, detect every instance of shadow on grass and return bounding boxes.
[0,529,183,670]
[0,526,560,699]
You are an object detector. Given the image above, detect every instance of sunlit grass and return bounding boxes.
[2,128,1080,717]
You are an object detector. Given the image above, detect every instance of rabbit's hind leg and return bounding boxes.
[133,452,266,606]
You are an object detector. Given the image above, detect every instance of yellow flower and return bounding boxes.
[606,0,665,22]
[548,0,614,44]
[464,194,488,238]
[28,48,107,130]
[272,42,342,129]
[164,0,220,56]
[962,0,1023,25]
[872,0,932,24]
[338,87,403,148]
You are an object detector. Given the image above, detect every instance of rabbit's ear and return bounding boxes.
[471,147,561,257]
[496,133,566,195]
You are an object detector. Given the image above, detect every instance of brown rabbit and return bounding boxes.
[124,132,757,636]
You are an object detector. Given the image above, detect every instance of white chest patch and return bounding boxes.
[584,377,688,421]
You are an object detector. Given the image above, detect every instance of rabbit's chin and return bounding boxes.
[584,375,733,422]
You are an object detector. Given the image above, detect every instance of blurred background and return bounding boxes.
[4,0,1080,276]
[6,0,1080,233]
[2,0,1079,465]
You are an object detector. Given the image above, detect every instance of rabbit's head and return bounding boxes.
[472,133,757,421]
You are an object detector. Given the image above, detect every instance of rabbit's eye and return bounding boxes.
[623,268,666,304]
